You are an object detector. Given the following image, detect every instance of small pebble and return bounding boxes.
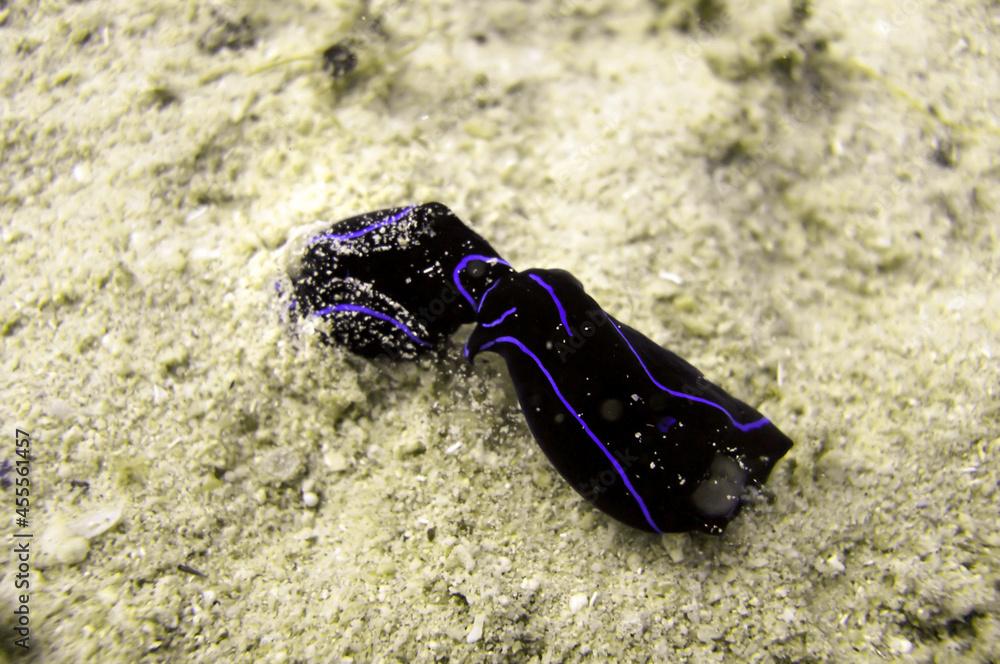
[323,450,349,472]
[696,624,723,642]
[72,162,92,183]
[466,614,485,644]
[68,502,124,538]
[889,636,914,655]
[257,448,304,483]
[56,535,90,565]
[568,593,588,613]
[520,577,540,593]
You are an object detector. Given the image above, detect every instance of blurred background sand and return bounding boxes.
[1,0,998,661]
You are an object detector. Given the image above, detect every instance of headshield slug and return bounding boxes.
[287,204,793,533]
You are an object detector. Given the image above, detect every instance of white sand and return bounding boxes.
[2,0,998,661]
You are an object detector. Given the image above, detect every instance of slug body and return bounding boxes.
[465,268,792,534]
[290,202,508,359]
[287,202,793,533]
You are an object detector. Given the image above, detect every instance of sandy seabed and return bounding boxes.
[1,0,998,662]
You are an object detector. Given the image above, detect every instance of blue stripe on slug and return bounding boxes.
[314,303,431,347]
[477,279,501,313]
[528,273,574,337]
[308,206,416,244]
[483,307,517,328]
